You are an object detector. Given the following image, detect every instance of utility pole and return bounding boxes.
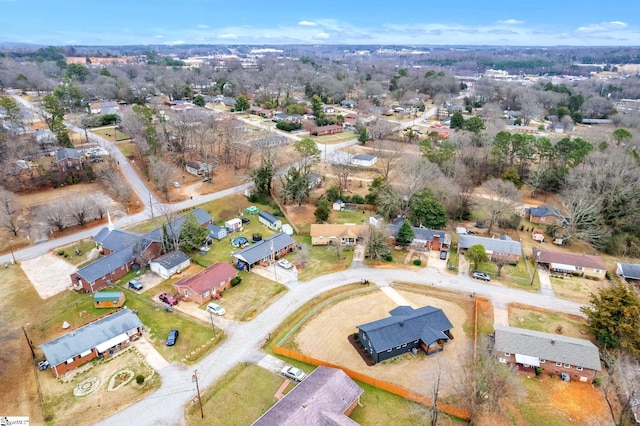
[9,239,16,264]
[192,370,204,419]
[209,311,216,335]
[149,191,154,219]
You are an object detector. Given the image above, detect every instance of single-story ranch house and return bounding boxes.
[493,324,602,382]
[71,209,213,292]
[311,124,343,136]
[310,224,365,246]
[357,305,454,364]
[524,205,566,226]
[173,262,238,304]
[252,366,363,426]
[39,309,143,377]
[458,235,522,263]
[149,250,191,279]
[532,248,607,280]
[387,221,451,252]
[232,233,296,270]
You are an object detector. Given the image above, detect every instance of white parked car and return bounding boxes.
[173,181,181,188]
[206,303,226,316]
[277,259,294,269]
[281,366,305,381]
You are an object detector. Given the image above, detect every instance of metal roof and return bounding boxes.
[93,292,123,302]
[493,325,601,371]
[258,210,280,224]
[357,305,453,352]
[40,309,142,367]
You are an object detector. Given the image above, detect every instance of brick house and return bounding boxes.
[55,148,83,173]
[252,366,363,426]
[232,232,296,270]
[493,325,601,382]
[311,124,343,136]
[173,262,238,304]
[387,221,451,252]
[532,248,607,280]
[39,309,143,377]
[458,235,522,263]
[524,206,566,226]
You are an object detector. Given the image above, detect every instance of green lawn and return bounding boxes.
[185,363,284,426]
[90,127,130,141]
[508,305,590,339]
[54,239,100,267]
[471,258,540,292]
[333,209,370,224]
[311,132,356,144]
[216,272,287,321]
[297,236,354,281]
[117,142,137,157]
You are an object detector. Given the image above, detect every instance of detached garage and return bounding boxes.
[351,154,377,167]
[150,251,191,279]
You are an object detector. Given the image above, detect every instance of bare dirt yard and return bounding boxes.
[292,287,472,399]
[39,346,160,425]
[21,252,79,298]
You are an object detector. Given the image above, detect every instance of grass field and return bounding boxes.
[311,132,356,144]
[508,304,590,339]
[550,275,607,304]
[90,127,130,141]
[215,272,287,321]
[296,236,354,281]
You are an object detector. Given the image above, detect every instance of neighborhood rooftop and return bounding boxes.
[232,232,295,265]
[532,248,607,270]
[40,309,142,367]
[616,262,640,280]
[458,235,521,255]
[493,325,601,371]
[252,366,363,426]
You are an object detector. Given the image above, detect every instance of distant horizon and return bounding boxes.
[1,0,640,47]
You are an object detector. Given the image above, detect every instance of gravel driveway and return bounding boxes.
[21,253,77,298]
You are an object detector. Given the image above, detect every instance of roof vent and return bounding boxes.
[399,321,404,326]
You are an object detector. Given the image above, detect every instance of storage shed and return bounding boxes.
[149,251,191,279]
[93,291,125,308]
[224,218,243,232]
[258,211,282,231]
[351,154,377,167]
[207,224,228,240]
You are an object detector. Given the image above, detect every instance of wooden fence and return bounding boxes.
[274,346,471,421]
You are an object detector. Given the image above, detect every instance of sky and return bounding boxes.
[1,0,640,47]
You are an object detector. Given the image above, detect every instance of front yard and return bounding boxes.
[508,304,590,339]
[550,275,608,304]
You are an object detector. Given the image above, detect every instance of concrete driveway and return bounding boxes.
[251,263,298,284]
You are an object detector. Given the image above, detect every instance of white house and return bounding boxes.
[149,251,191,279]
[351,154,377,167]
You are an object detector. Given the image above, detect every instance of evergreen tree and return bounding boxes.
[396,220,415,248]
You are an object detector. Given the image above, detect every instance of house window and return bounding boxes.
[576,366,583,371]
[387,349,392,352]
[362,335,366,341]
[556,362,562,367]
[595,269,601,273]
[402,344,407,347]
[540,359,546,363]
[504,352,511,356]
[564,363,571,368]
[396,346,401,350]
[499,358,507,364]
[183,290,188,297]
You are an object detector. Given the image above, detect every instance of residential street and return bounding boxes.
[96,265,584,426]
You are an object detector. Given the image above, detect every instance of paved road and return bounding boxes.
[96,264,585,426]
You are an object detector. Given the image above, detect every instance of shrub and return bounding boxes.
[350,194,365,204]
[593,377,602,386]
[384,254,393,262]
[58,250,65,256]
[413,259,422,266]
[135,375,145,385]
[534,366,543,376]
[231,277,242,286]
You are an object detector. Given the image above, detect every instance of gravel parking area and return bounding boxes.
[21,253,77,298]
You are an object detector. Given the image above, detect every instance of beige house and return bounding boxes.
[532,248,607,280]
[310,224,365,246]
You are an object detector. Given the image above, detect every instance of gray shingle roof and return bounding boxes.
[357,305,453,352]
[493,325,601,371]
[252,366,363,426]
[40,309,142,366]
[617,262,640,280]
[150,250,189,269]
[55,148,82,162]
[233,233,295,265]
[352,154,376,161]
[143,208,213,241]
[528,205,563,218]
[95,228,148,253]
[387,222,451,245]
[458,235,521,256]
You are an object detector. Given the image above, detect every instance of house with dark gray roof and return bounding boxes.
[524,205,566,226]
[357,305,453,363]
[40,309,143,377]
[493,325,601,382]
[232,232,295,270]
[252,366,363,426]
[458,235,522,263]
[616,262,640,286]
[55,147,83,172]
[71,209,213,292]
[387,221,451,252]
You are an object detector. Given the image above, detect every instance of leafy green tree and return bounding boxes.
[410,189,448,229]
[419,139,456,167]
[192,94,206,107]
[501,166,522,188]
[463,116,485,133]
[466,244,488,271]
[358,127,369,144]
[275,121,302,131]
[281,167,310,207]
[581,283,640,355]
[395,219,415,248]
[311,94,324,119]
[43,94,72,148]
[65,63,89,82]
[0,96,24,134]
[450,112,464,129]
[252,165,274,195]
[293,138,321,176]
[612,128,632,146]
[99,68,111,77]
[314,199,331,223]
[179,213,209,251]
[234,95,250,112]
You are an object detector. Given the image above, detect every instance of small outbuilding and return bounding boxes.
[149,251,191,279]
[224,218,243,232]
[207,224,228,240]
[351,154,377,167]
[93,291,125,308]
[258,211,282,231]
[332,199,345,211]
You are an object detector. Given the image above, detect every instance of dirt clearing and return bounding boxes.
[293,287,472,398]
[21,252,77,298]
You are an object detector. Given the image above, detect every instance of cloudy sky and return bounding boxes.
[1,0,639,46]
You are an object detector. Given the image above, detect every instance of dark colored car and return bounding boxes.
[128,279,143,291]
[159,292,178,306]
[166,329,179,346]
[241,217,250,224]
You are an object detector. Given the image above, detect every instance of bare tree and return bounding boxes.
[367,118,395,141]
[42,201,67,232]
[293,243,310,268]
[67,197,93,226]
[90,196,109,219]
[330,151,354,197]
[373,139,403,180]
[480,178,522,234]
[149,159,175,201]
[0,188,20,236]
[600,351,640,426]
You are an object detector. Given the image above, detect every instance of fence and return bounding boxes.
[273,346,471,421]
